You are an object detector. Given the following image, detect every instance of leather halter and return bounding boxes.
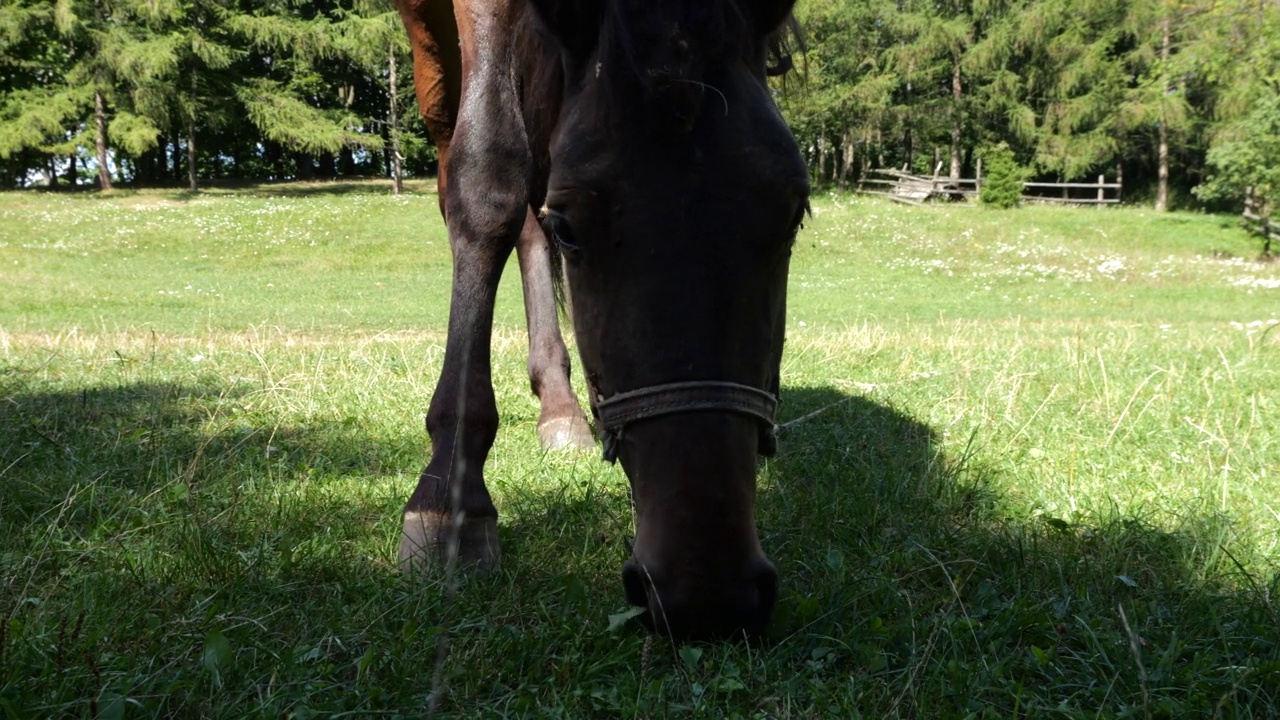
[593,381,779,463]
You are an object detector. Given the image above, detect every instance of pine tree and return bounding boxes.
[1033,0,1128,181]
[780,0,900,185]
[1115,0,1215,211]
[0,0,85,185]
[979,142,1026,208]
[1192,0,1280,253]
[228,0,386,177]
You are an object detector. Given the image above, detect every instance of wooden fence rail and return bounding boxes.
[856,166,1121,206]
[858,167,979,206]
[1022,175,1121,205]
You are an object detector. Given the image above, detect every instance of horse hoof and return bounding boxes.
[398,510,500,573]
[538,415,596,451]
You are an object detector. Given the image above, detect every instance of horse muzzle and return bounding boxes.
[622,557,778,640]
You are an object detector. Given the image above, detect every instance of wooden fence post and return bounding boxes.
[1097,174,1105,208]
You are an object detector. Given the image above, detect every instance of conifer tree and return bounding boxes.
[0,0,84,185]
[779,0,899,184]
[229,0,385,176]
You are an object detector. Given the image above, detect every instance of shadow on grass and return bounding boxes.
[3,377,1278,717]
[0,374,443,716]
[490,384,1280,715]
[0,377,412,582]
[754,384,1279,715]
[3,178,439,203]
[1,379,408,490]
[196,178,439,199]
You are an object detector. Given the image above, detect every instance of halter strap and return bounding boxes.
[594,381,779,463]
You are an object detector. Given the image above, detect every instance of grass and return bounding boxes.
[2,181,1279,718]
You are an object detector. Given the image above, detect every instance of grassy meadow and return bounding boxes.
[1,182,1278,718]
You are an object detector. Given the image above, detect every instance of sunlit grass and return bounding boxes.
[2,186,1278,717]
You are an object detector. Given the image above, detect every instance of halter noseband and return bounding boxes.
[593,381,779,463]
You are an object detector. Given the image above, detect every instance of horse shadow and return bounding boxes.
[0,375,412,587]
[8,372,1273,634]
[502,382,1277,646]
[5,373,1277,714]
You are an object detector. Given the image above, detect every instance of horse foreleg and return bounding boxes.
[515,208,595,450]
[399,206,518,572]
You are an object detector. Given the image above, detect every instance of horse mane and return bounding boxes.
[765,14,804,78]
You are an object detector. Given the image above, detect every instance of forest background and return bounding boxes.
[1,0,1278,215]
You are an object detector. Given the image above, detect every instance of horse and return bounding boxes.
[393,0,810,639]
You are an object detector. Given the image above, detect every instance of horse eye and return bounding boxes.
[541,210,581,256]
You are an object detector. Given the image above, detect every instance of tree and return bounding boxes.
[1194,92,1280,255]
[1189,0,1280,253]
[778,0,899,186]
[0,0,86,185]
[51,0,139,189]
[229,1,386,179]
[1115,0,1214,211]
[1025,0,1128,181]
[979,142,1026,208]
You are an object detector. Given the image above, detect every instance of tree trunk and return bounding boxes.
[950,59,963,180]
[1155,15,1171,212]
[65,153,77,188]
[172,139,183,184]
[390,45,404,196]
[295,153,313,180]
[839,128,855,189]
[903,80,914,171]
[143,138,165,186]
[318,152,336,178]
[816,131,827,185]
[186,121,198,191]
[94,89,112,190]
[137,147,151,187]
[264,140,282,179]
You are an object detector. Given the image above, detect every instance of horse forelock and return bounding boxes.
[525,0,798,134]
[595,0,760,130]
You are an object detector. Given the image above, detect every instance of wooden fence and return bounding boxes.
[856,164,1121,207]
[857,167,978,206]
[1021,175,1121,205]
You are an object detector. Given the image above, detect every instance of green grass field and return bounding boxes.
[2,182,1278,718]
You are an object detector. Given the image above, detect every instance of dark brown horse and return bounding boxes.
[394,0,809,639]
